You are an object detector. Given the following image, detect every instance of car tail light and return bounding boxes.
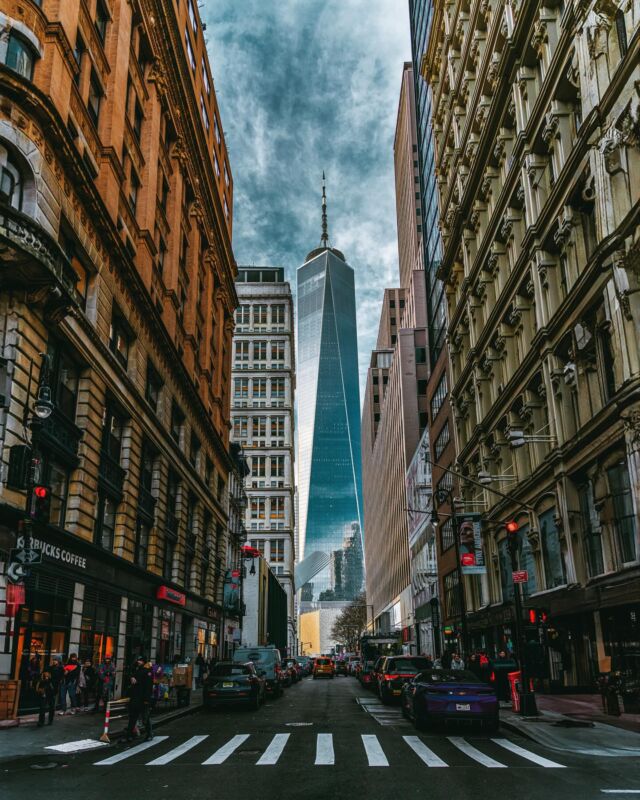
[490,671,496,682]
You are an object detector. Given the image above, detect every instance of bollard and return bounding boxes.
[100,704,111,743]
[99,697,130,743]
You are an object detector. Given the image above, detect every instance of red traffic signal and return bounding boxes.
[30,484,51,523]
[528,609,538,625]
[505,520,519,534]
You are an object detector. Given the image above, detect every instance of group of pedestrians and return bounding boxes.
[30,653,116,727]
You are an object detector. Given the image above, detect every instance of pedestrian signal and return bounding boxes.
[505,520,519,534]
[31,485,51,523]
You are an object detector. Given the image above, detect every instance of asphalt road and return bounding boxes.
[2,675,639,799]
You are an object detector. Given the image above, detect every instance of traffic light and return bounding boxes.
[528,608,538,625]
[526,608,550,626]
[30,485,51,523]
[505,520,519,534]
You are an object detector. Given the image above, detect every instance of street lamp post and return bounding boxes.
[505,521,538,716]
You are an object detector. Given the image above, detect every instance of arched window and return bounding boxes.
[0,144,23,211]
[5,32,37,81]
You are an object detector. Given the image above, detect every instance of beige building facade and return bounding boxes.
[423,0,640,686]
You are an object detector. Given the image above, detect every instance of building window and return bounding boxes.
[164,536,175,581]
[95,0,109,43]
[190,432,201,469]
[214,152,220,178]
[233,416,248,440]
[135,518,150,570]
[254,341,267,362]
[252,455,266,478]
[145,360,162,411]
[271,341,285,363]
[272,304,285,326]
[96,492,118,551]
[608,461,637,564]
[430,373,448,420]
[270,497,285,520]
[415,347,426,364]
[200,95,209,131]
[271,416,285,441]
[48,340,80,422]
[223,197,229,219]
[214,114,221,145]
[443,570,461,619]
[539,509,566,589]
[234,378,249,398]
[224,163,230,187]
[185,29,196,71]
[253,305,268,326]
[202,58,210,95]
[109,306,131,369]
[129,168,140,214]
[578,482,604,577]
[170,402,184,445]
[88,70,102,126]
[417,379,427,395]
[440,518,454,552]
[133,99,143,141]
[271,377,285,399]
[235,305,250,326]
[252,378,267,398]
[5,32,37,80]
[166,471,179,536]
[270,456,284,478]
[234,341,250,363]
[0,144,24,211]
[250,498,265,520]
[41,454,69,528]
[252,417,266,439]
[102,404,124,462]
[433,421,450,460]
[250,539,265,557]
[73,33,85,72]
[188,0,198,33]
[270,539,285,563]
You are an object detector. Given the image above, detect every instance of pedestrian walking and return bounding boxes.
[126,656,154,742]
[35,668,56,726]
[94,656,116,713]
[468,653,484,680]
[80,659,97,710]
[451,652,465,670]
[59,653,81,714]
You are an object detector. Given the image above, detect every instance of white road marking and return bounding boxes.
[403,735,448,767]
[46,739,109,753]
[315,733,335,765]
[146,735,209,765]
[492,738,565,768]
[362,734,389,767]
[601,792,640,795]
[202,734,250,765]
[256,734,290,765]
[93,736,169,765]
[447,736,506,768]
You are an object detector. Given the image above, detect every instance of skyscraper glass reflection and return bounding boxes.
[297,220,364,603]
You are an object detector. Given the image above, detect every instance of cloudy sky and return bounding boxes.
[202,0,411,399]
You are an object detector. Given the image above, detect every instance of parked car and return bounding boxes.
[313,657,335,679]
[370,656,387,692]
[204,662,266,710]
[297,656,313,676]
[335,659,349,676]
[401,668,499,731]
[232,646,284,697]
[284,658,302,683]
[348,656,361,675]
[375,656,434,704]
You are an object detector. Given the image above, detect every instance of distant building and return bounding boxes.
[231,267,297,654]
[296,180,364,606]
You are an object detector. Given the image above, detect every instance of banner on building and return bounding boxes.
[458,513,486,574]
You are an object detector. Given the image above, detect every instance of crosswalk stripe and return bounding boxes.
[447,736,506,768]
[492,738,566,768]
[403,735,448,767]
[146,735,209,765]
[362,734,389,767]
[315,733,334,765]
[256,734,290,765]
[202,734,250,765]
[93,736,169,765]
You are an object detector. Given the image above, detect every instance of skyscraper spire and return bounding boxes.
[321,171,329,247]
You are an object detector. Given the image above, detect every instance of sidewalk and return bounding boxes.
[500,694,640,757]
[0,689,203,764]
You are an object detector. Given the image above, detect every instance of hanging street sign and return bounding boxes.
[512,570,529,583]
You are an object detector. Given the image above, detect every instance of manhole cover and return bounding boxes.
[30,763,61,770]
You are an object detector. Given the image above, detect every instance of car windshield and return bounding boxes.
[210,664,251,677]
[388,658,432,673]
[421,670,481,683]
[316,658,331,665]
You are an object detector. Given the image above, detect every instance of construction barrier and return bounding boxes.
[100,697,130,743]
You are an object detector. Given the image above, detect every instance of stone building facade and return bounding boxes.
[0,0,238,710]
[423,0,640,686]
[230,267,297,654]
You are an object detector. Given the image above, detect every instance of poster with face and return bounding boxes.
[458,513,486,574]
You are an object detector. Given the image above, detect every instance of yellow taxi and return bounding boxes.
[313,657,335,679]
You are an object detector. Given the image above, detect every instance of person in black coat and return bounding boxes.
[126,656,154,741]
[35,669,56,726]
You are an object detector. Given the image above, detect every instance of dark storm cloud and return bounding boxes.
[202,0,410,396]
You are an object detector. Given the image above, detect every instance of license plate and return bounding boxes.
[393,690,401,695]
[223,682,234,688]
[456,703,471,711]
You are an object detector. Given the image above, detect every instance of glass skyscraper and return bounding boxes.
[297,226,364,603]
[409,0,445,367]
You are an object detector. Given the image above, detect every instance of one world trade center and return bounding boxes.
[297,177,364,605]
